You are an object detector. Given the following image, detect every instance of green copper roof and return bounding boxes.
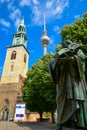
[12,17,27,47]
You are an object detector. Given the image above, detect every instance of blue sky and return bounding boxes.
[0,0,87,76]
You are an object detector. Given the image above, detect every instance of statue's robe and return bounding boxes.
[49,52,87,128]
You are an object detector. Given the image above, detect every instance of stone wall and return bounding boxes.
[0,83,18,118]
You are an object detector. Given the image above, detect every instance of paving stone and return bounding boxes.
[0,121,83,130]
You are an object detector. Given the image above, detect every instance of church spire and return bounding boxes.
[12,17,27,47]
[40,12,50,55]
[17,16,26,34]
[20,16,24,25]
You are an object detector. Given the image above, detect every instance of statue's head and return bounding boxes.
[62,40,72,48]
[62,40,81,53]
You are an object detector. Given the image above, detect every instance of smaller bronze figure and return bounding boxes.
[49,40,87,130]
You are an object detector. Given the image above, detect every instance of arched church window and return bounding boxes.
[5,99,9,106]
[10,64,14,71]
[11,51,16,60]
[18,26,21,32]
[24,54,26,63]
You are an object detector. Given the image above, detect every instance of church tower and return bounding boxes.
[1,17,29,83]
[0,17,29,120]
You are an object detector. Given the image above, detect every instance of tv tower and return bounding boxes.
[40,12,50,55]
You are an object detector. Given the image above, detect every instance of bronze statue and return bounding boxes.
[49,40,87,130]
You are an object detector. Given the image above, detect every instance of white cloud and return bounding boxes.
[1,28,8,33]
[0,18,10,28]
[75,15,80,19]
[53,0,69,17]
[31,0,69,26]
[46,1,54,9]
[0,0,5,2]
[32,6,42,26]
[7,0,21,28]
[15,18,21,28]
[19,0,30,7]
[0,0,10,3]
[32,0,39,5]
[53,26,60,34]
[1,0,69,28]
[9,9,21,20]
[9,8,21,28]
[7,0,15,11]
[53,6,62,15]
[50,36,55,44]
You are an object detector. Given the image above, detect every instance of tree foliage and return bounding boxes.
[59,12,87,82]
[61,13,87,45]
[22,53,56,122]
[55,44,62,53]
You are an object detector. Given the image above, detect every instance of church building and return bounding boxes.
[0,17,29,120]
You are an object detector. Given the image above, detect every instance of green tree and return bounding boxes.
[55,44,62,53]
[61,13,87,45]
[59,12,87,82]
[22,53,56,123]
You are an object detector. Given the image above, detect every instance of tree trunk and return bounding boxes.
[39,112,43,122]
[51,112,55,124]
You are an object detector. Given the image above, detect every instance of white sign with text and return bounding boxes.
[15,104,25,120]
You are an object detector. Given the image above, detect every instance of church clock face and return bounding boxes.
[16,38,20,45]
